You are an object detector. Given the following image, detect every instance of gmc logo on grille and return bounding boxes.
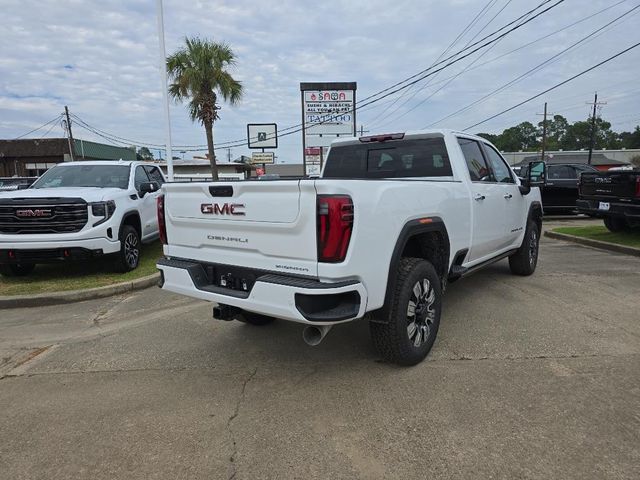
[15,209,53,218]
[201,203,245,216]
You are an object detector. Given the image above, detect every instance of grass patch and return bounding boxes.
[0,242,163,296]
[553,225,640,248]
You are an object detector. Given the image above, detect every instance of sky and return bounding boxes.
[1,0,639,163]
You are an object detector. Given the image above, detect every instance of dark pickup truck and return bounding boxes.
[576,169,640,231]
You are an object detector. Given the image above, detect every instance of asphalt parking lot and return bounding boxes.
[1,222,639,480]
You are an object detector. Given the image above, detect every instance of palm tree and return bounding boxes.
[167,37,243,180]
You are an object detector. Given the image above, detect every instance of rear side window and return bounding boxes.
[323,138,452,179]
[144,166,165,185]
[548,165,577,179]
[457,138,493,182]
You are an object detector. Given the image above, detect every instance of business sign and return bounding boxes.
[304,147,322,176]
[301,82,356,175]
[247,123,278,149]
[251,152,275,164]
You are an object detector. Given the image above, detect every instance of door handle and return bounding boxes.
[474,194,485,201]
[504,193,513,199]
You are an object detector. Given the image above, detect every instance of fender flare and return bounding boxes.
[118,210,142,238]
[376,217,450,321]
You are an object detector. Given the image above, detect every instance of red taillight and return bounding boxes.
[317,195,353,263]
[635,177,640,198]
[157,194,167,245]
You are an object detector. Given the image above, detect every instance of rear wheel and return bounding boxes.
[509,220,540,276]
[370,258,442,366]
[603,216,629,233]
[238,311,274,326]
[0,263,35,277]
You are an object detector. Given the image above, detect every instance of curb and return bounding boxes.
[544,230,640,257]
[0,273,161,309]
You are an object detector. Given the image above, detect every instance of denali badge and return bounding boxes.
[201,203,245,216]
[595,177,612,184]
[15,209,52,218]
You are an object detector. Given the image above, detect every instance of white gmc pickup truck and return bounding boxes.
[0,160,165,276]
[157,129,545,365]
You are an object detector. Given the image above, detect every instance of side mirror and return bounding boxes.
[139,181,159,196]
[519,161,546,195]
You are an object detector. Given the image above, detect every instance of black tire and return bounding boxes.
[114,225,140,272]
[369,258,442,366]
[0,263,35,277]
[509,220,540,276]
[238,311,275,326]
[603,216,629,233]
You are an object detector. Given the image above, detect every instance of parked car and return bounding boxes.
[0,177,37,192]
[518,163,598,214]
[156,129,545,365]
[0,161,165,277]
[576,168,640,231]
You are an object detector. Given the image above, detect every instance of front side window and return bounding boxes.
[323,138,453,179]
[457,138,493,182]
[483,144,514,183]
[144,166,165,185]
[31,164,131,189]
[134,166,150,190]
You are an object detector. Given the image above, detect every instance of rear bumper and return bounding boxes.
[576,199,640,219]
[157,257,367,325]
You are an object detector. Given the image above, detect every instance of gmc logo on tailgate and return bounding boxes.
[16,209,52,218]
[201,203,245,216]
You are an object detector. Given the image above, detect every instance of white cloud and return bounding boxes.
[1,0,639,161]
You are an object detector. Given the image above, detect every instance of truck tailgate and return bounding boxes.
[162,180,319,277]
[580,171,638,198]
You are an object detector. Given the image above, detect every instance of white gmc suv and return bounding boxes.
[157,129,546,365]
[0,160,165,276]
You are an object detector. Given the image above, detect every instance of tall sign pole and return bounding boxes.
[156,0,174,180]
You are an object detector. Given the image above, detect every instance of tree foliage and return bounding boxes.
[477,114,639,152]
[167,37,243,180]
[136,146,154,161]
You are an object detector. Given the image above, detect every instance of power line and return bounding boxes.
[426,4,640,128]
[213,0,566,149]
[371,0,515,129]
[62,0,564,152]
[463,41,640,131]
[12,115,62,139]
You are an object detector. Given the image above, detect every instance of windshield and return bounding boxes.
[31,165,131,189]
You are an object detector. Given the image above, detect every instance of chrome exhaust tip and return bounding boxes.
[302,325,332,346]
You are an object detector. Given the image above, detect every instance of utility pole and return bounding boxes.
[156,0,174,180]
[587,92,606,165]
[64,106,75,161]
[358,125,369,137]
[227,148,231,162]
[536,102,548,162]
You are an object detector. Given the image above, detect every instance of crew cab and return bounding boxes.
[157,130,544,365]
[577,168,640,231]
[0,160,165,276]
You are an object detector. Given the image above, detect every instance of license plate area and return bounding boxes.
[599,202,610,211]
[204,264,257,293]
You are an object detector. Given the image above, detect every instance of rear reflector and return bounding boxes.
[636,177,640,198]
[157,194,167,245]
[317,195,354,263]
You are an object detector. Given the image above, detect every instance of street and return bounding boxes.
[1,228,639,480]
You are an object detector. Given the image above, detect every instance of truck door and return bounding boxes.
[457,138,505,262]
[481,143,525,247]
[133,166,159,240]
